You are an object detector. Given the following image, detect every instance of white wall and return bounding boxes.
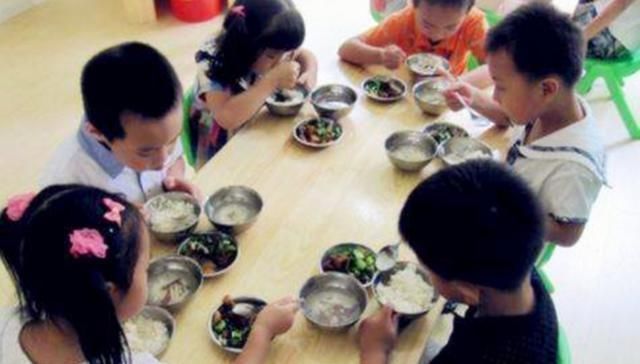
[0,0,43,23]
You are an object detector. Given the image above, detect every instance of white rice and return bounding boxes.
[124,315,169,355]
[377,265,434,314]
[149,198,197,233]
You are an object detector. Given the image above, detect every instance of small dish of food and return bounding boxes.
[362,75,407,102]
[293,117,343,148]
[209,295,267,354]
[423,122,470,145]
[320,243,377,287]
[177,231,239,278]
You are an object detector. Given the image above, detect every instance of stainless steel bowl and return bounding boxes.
[147,255,204,310]
[385,131,438,172]
[319,242,378,288]
[204,186,263,235]
[299,272,368,331]
[124,305,176,357]
[406,53,450,77]
[144,192,201,243]
[439,137,493,166]
[177,231,240,279]
[423,122,470,145]
[265,84,309,116]
[372,261,439,319]
[209,296,267,354]
[310,84,357,120]
[361,75,407,102]
[413,78,451,116]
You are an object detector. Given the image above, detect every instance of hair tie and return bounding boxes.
[230,5,246,18]
[69,228,108,259]
[103,198,125,227]
[6,193,36,222]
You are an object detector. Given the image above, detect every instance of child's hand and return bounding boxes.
[253,296,300,338]
[297,70,317,91]
[443,81,476,112]
[380,45,406,69]
[358,306,399,362]
[266,61,301,90]
[162,176,203,202]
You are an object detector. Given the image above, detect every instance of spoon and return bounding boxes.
[453,92,491,126]
[232,302,261,320]
[376,242,401,271]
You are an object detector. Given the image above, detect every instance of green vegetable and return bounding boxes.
[214,319,226,333]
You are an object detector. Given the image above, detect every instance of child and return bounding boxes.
[358,160,558,363]
[444,3,606,246]
[0,186,298,364]
[190,0,318,168]
[40,42,201,205]
[338,0,491,87]
[574,0,640,59]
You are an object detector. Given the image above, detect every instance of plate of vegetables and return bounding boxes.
[209,295,267,354]
[423,122,470,145]
[293,117,344,148]
[320,243,377,287]
[362,75,407,102]
[177,232,239,278]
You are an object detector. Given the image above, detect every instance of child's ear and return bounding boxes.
[451,281,481,306]
[85,122,110,144]
[540,77,560,98]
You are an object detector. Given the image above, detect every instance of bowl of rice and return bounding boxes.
[124,305,175,358]
[439,137,493,166]
[385,130,438,172]
[144,192,201,243]
[265,84,309,116]
[373,261,439,319]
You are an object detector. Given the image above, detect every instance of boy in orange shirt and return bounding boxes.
[339,0,490,86]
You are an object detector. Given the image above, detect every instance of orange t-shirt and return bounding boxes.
[362,6,488,75]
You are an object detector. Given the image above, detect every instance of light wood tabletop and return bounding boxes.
[153,62,516,364]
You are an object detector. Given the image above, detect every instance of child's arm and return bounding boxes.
[545,218,585,247]
[234,297,299,364]
[444,82,512,127]
[338,37,406,69]
[204,61,300,130]
[295,48,319,90]
[583,0,635,40]
[358,306,398,364]
[459,65,493,89]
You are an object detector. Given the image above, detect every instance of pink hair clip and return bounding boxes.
[103,198,125,227]
[69,228,108,259]
[230,5,246,18]
[6,192,36,222]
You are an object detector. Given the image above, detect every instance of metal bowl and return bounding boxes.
[385,131,438,172]
[299,272,368,331]
[373,261,439,319]
[265,84,309,116]
[319,242,378,288]
[361,75,407,102]
[204,186,263,235]
[209,296,267,354]
[406,53,450,77]
[124,305,175,357]
[423,122,470,145]
[293,117,344,148]
[439,137,493,166]
[413,78,451,116]
[144,192,201,243]
[310,84,357,120]
[147,255,204,310]
[177,231,239,278]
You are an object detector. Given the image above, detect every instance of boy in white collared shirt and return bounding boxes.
[41,42,200,205]
[445,4,606,247]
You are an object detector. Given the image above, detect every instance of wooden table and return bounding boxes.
[154,63,515,363]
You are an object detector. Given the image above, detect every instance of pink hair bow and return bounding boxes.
[230,5,246,17]
[6,192,36,222]
[69,228,108,259]
[103,198,125,227]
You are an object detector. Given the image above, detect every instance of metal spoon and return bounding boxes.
[232,302,260,320]
[376,242,401,271]
[453,92,491,126]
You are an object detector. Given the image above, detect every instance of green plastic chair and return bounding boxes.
[467,9,502,71]
[558,325,572,364]
[181,87,197,167]
[535,243,556,293]
[577,49,640,139]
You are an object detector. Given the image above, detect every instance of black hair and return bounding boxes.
[81,42,182,141]
[399,160,544,291]
[197,0,305,86]
[0,185,144,364]
[486,2,584,86]
[412,0,476,11]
